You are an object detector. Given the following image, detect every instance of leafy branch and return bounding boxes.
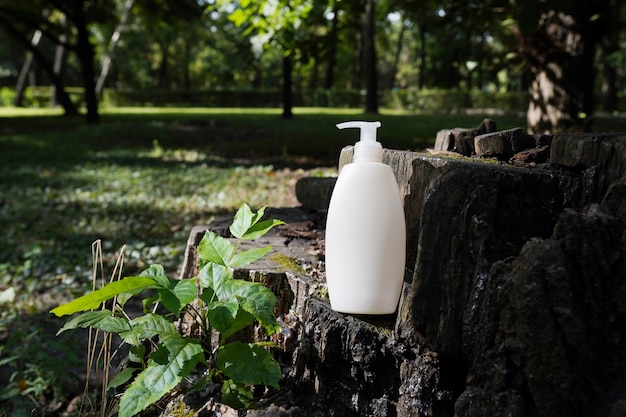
[50,204,285,416]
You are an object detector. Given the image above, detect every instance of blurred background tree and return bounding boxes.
[0,0,624,131]
[513,0,614,132]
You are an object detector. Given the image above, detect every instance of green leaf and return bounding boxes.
[208,303,254,340]
[116,292,134,310]
[229,280,279,334]
[217,341,281,388]
[230,246,272,268]
[140,264,166,277]
[198,287,215,307]
[229,204,262,239]
[50,276,157,317]
[132,265,170,312]
[198,230,234,266]
[120,313,178,346]
[118,335,203,417]
[142,293,159,312]
[223,308,255,340]
[210,278,238,304]
[238,219,285,241]
[229,204,284,240]
[221,379,253,410]
[229,8,248,26]
[128,344,146,365]
[57,310,130,335]
[152,277,198,316]
[149,274,169,287]
[198,262,232,294]
[207,300,238,332]
[107,367,138,391]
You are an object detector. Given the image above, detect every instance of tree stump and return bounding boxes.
[176,133,626,417]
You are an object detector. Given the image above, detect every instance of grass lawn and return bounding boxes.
[0,106,527,412]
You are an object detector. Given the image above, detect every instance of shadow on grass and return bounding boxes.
[0,108,533,170]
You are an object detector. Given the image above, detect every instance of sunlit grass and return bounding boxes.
[100,106,363,115]
[1,106,528,156]
[0,107,65,116]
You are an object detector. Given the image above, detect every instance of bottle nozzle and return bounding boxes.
[336,121,383,163]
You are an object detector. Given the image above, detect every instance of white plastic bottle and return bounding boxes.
[325,121,406,314]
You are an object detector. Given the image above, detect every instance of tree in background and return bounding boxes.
[0,0,118,123]
[0,3,79,117]
[215,0,386,116]
[1,0,624,129]
[514,0,611,133]
[361,0,378,113]
[388,0,521,94]
[101,1,227,91]
[0,0,204,122]
[387,0,439,90]
[599,0,623,113]
[130,0,205,90]
[216,0,314,119]
[96,0,134,95]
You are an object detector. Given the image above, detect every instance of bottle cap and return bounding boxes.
[336,121,383,163]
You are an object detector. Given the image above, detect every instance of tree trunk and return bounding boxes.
[96,0,134,95]
[523,11,579,133]
[388,17,407,90]
[477,35,485,90]
[252,59,263,89]
[73,0,99,124]
[183,39,191,90]
[51,14,68,107]
[2,17,78,115]
[282,52,293,119]
[523,6,604,133]
[351,10,362,91]
[362,0,378,114]
[157,41,169,89]
[601,53,618,113]
[416,18,427,90]
[50,39,68,107]
[13,30,41,106]
[600,0,620,113]
[309,52,318,90]
[465,28,474,91]
[577,6,599,120]
[179,132,626,417]
[323,8,338,90]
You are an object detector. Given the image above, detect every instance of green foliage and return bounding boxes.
[118,335,203,417]
[0,313,81,413]
[2,0,625,112]
[217,0,313,55]
[51,276,161,316]
[0,87,14,106]
[51,203,285,416]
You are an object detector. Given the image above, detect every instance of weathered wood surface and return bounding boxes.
[172,133,626,417]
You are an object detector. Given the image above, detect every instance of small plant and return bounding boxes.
[0,313,81,414]
[51,204,285,416]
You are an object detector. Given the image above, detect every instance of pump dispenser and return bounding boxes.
[325,121,406,314]
[337,121,383,163]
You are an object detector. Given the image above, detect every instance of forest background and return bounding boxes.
[0,0,625,414]
[0,0,624,130]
